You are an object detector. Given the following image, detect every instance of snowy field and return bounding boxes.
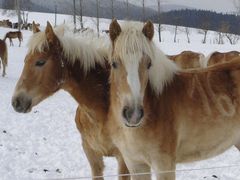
[0,11,240,180]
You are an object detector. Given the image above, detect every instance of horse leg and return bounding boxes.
[125,160,151,180]
[2,63,6,77]
[153,155,176,180]
[116,155,130,180]
[82,141,104,180]
[10,39,13,46]
[19,38,21,47]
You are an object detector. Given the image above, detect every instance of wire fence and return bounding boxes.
[43,164,240,180]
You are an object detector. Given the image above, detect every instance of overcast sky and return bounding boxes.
[129,0,236,13]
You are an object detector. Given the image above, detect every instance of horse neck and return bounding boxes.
[62,59,110,114]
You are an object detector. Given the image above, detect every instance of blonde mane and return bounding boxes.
[27,25,109,73]
[111,21,179,95]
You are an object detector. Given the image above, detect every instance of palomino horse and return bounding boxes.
[4,31,23,47]
[206,51,240,66]
[108,19,240,180]
[12,22,129,180]
[167,51,205,69]
[0,39,8,77]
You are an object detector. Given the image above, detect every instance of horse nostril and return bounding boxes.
[12,97,20,109]
[122,106,129,120]
[138,107,144,119]
[122,106,134,120]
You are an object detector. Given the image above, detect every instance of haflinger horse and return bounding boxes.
[11,22,129,180]
[0,39,8,77]
[108,19,240,180]
[4,31,23,47]
[167,51,205,69]
[206,51,240,66]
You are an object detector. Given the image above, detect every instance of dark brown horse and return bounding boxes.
[4,31,23,47]
[11,22,129,180]
[0,39,8,77]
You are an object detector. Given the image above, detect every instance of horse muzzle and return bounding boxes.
[122,105,144,127]
[12,93,32,113]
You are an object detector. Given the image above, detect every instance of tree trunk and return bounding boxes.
[126,0,129,19]
[96,0,99,37]
[203,30,208,43]
[111,0,114,19]
[142,0,145,21]
[54,4,57,27]
[79,0,83,28]
[157,0,161,42]
[73,0,76,32]
[16,0,21,31]
[185,27,190,43]
[174,25,178,43]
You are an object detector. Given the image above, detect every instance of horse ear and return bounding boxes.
[142,20,154,41]
[32,21,40,33]
[109,19,121,42]
[45,21,57,45]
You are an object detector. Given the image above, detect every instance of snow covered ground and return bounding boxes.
[0,11,240,180]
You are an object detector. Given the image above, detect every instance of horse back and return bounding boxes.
[168,51,202,69]
[208,51,240,66]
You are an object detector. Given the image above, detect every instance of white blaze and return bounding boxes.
[126,62,141,101]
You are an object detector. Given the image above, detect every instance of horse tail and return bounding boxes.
[2,41,8,66]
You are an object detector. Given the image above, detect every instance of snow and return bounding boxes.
[0,11,240,180]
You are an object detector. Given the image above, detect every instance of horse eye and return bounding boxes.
[147,62,152,69]
[35,60,46,67]
[112,61,118,69]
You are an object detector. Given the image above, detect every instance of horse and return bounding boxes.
[11,22,129,180]
[167,51,205,69]
[108,19,240,180]
[206,51,240,66]
[4,31,23,47]
[0,19,12,28]
[0,39,8,77]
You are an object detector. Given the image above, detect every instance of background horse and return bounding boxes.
[206,51,240,66]
[0,39,8,77]
[4,31,23,47]
[11,22,129,180]
[167,51,205,69]
[108,19,240,180]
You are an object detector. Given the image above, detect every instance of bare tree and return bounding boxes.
[199,20,210,43]
[157,0,161,42]
[76,0,84,29]
[184,27,191,43]
[199,29,208,44]
[96,0,100,36]
[225,33,240,44]
[54,3,57,27]
[21,11,28,29]
[15,0,21,31]
[73,0,76,31]
[126,0,129,19]
[111,0,114,19]
[142,0,145,21]
[174,25,178,43]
